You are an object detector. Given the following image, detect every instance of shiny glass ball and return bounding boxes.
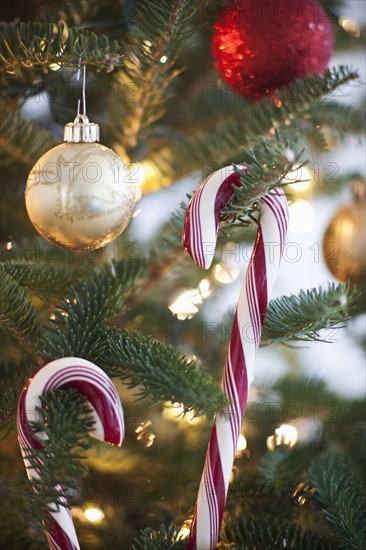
[25,142,136,251]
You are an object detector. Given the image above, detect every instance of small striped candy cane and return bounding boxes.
[17,357,125,550]
[183,167,289,550]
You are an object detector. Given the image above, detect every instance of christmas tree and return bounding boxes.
[1,1,365,549]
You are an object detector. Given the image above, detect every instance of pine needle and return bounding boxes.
[107,329,226,417]
[0,22,124,72]
[262,284,358,345]
[309,450,366,550]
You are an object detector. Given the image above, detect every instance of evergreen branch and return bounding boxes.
[106,329,226,417]
[0,102,59,166]
[147,66,359,181]
[309,450,366,550]
[0,271,39,340]
[258,447,312,487]
[0,22,124,73]
[282,102,366,153]
[0,388,19,438]
[0,261,76,295]
[221,516,339,549]
[0,487,46,550]
[0,360,31,438]
[41,260,144,363]
[113,0,201,148]
[262,284,357,345]
[305,103,366,139]
[222,134,303,224]
[0,358,30,389]
[271,376,340,410]
[24,389,95,524]
[154,134,300,257]
[1,238,89,265]
[132,523,186,550]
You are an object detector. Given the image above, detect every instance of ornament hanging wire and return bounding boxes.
[76,58,87,117]
[63,60,99,143]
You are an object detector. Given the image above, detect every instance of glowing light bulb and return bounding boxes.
[178,518,192,538]
[169,280,211,320]
[283,164,312,192]
[49,63,62,71]
[185,409,201,426]
[266,424,298,450]
[289,201,316,235]
[214,264,240,284]
[168,288,202,320]
[229,465,239,483]
[339,17,361,37]
[235,434,248,458]
[6,241,13,250]
[162,402,185,422]
[84,507,104,523]
[199,279,211,298]
[135,421,156,447]
[160,55,168,63]
[162,403,202,426]
[237,434,247,451]
[275,424,297,445]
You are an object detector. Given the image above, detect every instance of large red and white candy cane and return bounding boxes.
[183,167,289,550]
[17,357,125,550]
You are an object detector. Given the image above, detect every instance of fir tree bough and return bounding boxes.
[0,22,125,73]
[309,450,366,550]
[107,329,226,417]
[261,284,358,345]
[21,389,95,525]
[0,0,364,547]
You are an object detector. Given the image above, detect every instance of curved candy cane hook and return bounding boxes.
[183,167,289,550]
[17,357,125,550]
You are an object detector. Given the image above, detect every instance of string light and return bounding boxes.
[135,420,156,447]
[162,402,185,420]
[162,403,202,426]
[168,288,201,319]
[84,507,104,523]
[229,465,239,483]
[6,241,13,250]
[49,63,62,71]
[160,55,168,64]
[339,17,361,37]
[168,280,211,320]
[214,263,240,284]
[199,279,211,299]
[266,424,298,451]
[235,434,248,458]
[178,517,193,538]
[283,164,312,192]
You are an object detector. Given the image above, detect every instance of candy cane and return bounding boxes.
[17,357,125,550]
[183,166,289,549]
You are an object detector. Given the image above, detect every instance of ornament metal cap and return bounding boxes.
[64,114,100,143]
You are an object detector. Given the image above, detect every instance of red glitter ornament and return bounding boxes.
[212,0,334,102]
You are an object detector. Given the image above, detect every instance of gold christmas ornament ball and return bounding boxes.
[323,193,366,284]
[26,135,136,251]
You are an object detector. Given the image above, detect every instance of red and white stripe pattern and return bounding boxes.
[183,167,289,549]
[17,357,125,550]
